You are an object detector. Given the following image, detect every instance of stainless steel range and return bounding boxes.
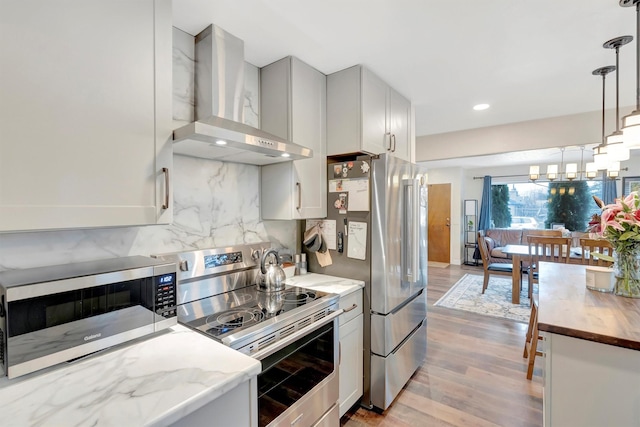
[152,243,342,427]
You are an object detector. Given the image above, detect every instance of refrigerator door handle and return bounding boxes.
[403,178,421,283]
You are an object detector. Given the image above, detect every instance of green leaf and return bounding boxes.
[591,251,615,262]
[619,231,636,241]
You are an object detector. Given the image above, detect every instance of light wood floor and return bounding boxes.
[341,264,544,427]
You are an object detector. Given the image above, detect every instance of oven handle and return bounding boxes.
[250,309,344,361]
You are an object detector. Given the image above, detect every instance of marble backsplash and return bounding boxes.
[0,27,296,272]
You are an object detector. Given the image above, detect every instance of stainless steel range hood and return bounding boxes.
[173,24,312,165]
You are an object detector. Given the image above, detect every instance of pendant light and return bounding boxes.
[592,66,616,170]
[621,0,640,149]
[603,35,633,162]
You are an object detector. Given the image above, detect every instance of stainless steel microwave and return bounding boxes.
[0,256,177,379]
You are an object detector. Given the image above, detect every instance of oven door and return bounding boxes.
[252,310,342,427]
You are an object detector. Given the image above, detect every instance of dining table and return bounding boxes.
[501,244,530,304]
[501,243,583,304]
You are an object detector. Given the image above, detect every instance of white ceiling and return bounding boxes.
[172,0,636,141]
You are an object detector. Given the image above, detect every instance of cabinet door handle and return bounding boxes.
[339,341,342,365]
[343,303,358,312]
[385,132,392,151]
[296,182,301,210]
[391,134,397,152]
[162,167,170,210]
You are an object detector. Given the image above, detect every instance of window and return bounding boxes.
[492,180,603,232]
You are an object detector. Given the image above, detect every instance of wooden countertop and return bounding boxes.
[537,262,640,350]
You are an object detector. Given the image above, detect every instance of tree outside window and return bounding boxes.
[491,184,511,227]
[545,181,591,231]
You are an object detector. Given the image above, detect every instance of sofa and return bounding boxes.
[478,229,588,264]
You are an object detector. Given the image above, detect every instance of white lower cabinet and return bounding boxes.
[338,289,364,417]
[171,377,258,427]
[544,332,640,427]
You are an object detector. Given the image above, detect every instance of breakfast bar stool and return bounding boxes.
[523,295,542,380]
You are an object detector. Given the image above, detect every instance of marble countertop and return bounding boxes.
[537,262,640,350]
[0,273,361,426]
[0,325,261,427]
[285,273,364,297]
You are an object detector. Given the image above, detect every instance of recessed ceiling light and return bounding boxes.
[215,140,227,145]
[281,153,290,158]
[473,104,490,111]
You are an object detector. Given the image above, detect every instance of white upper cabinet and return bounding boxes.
[260,57,327,220]
[327,65,413,162]
[0,0,172,232]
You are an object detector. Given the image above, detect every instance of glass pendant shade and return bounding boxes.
[529,165,540,181]
[622,111,640,149]
[593,145,609,170]
[546,164,558,181]
[565,163,578,180]
[606,132,630,161]
[585,162,598,179]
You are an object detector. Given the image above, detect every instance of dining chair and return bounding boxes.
[526,235,572,298]
[523,295,542,380]
[477,235,514,293]
[579,238,614,267]
[520,230,563,281]
[521,229,563,239]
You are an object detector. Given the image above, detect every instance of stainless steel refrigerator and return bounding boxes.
[306,153,428,411]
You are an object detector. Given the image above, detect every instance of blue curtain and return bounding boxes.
[478,175,492,231]
[602,172,617,205]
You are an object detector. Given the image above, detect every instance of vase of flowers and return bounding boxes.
[590,192,640,298]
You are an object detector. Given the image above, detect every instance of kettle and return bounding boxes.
[257,248,286,292]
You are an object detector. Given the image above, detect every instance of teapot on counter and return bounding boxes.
[257,248,286,292]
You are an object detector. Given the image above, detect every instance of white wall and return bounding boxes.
[415,107,633,162]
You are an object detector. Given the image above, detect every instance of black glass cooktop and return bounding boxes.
[179,285,330,339]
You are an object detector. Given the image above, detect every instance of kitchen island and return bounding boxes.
[0,325,261,427]
[537,262,640,427]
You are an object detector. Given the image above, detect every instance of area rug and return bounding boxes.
[434,274,534,323]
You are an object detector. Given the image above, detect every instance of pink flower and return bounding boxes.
[594,191,640,249]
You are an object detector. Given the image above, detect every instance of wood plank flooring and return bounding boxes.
[340,264,543,427]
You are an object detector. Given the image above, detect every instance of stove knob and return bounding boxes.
[179,259,189,271]
[251,250,261,261]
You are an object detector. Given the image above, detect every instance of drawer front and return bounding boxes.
[339,289,363,326]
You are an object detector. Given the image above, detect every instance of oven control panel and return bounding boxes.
[155,273,177,318]
[204,251,243,269]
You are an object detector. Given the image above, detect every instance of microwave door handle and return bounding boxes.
[250,309,344,361]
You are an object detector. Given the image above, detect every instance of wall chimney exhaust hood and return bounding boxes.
[172,24,312,165]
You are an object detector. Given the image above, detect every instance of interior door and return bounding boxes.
[427,183,451,263]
